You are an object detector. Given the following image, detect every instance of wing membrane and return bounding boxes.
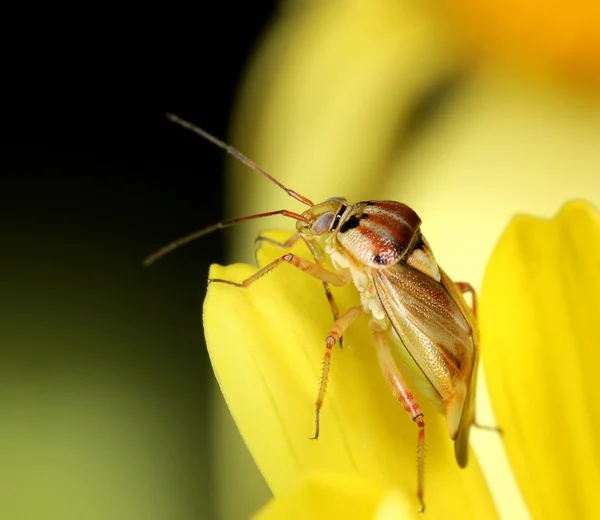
[372,262,476,443]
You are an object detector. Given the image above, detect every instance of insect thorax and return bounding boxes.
[332,201,422,268]
[322,201,423,327]
[325,239,388,325]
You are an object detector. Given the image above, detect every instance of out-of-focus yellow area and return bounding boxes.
[0,373,185,519]
[1,236,209,520]
[444,0,600,87]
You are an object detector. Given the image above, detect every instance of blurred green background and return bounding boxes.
[1,3,275,519]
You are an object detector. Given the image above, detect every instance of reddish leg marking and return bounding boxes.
[312,306,363,440]
[455,281,477,317]
[373,330,426,513]
[209,253,347,288]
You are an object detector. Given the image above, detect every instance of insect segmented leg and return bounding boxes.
[254,232,301,251]
[312,306,363,440]
[455,282,477,317]
[253,232,302,284]
[454,282,501,435]
[254,233,343,345]
[321,282,342,337]
[373,329,426,513]
[472,421,503,434]
[209,253,347,288]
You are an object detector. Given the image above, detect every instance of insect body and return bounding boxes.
[146,114,480,512]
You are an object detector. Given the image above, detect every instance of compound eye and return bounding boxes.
[311,212,336,234]
[326,196,348,205]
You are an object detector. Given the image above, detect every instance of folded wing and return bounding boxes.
[372,262,477,463]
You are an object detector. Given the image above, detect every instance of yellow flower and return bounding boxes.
[203,201,600,518]
[207,0,600,517]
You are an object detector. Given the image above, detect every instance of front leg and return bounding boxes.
[455,281,477,317]
[255,232,344,346]
[254,232,301,253]
[209,253,347,288]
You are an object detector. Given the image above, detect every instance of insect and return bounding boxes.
[146,113,480,512]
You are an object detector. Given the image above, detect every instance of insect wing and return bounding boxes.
[372,262,477,463]
[439,268,479,467]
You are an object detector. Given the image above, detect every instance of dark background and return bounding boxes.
[1,4,276,519]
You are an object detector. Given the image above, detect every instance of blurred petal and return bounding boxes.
[253,472,416,520]
[228,0,465,261]
[386,69,600,289]
[204,231,497,519]
[445,0,600,86]
[481,201,600,519]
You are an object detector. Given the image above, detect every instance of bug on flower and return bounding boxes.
[146,113,480,512]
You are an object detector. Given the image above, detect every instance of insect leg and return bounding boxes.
[472,421,503,434]
[252,234,344,346]
[453,282,500,433]
[372,329,426,513]
[256,233,341,313]
[304,239,344,347]
[254,232,301,251]
[312,306,363,440]
[321,282,341,338]
[209,253,347,288]
[252,233,344,347]
[455,281,477,317]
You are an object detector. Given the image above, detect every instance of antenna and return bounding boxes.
[166,113,313,206]
[144,114,317,265]
[143,209,308,266]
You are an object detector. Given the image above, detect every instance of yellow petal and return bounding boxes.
[253,472,416,520]
[480,200,600,519]
[204,230,497,519]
